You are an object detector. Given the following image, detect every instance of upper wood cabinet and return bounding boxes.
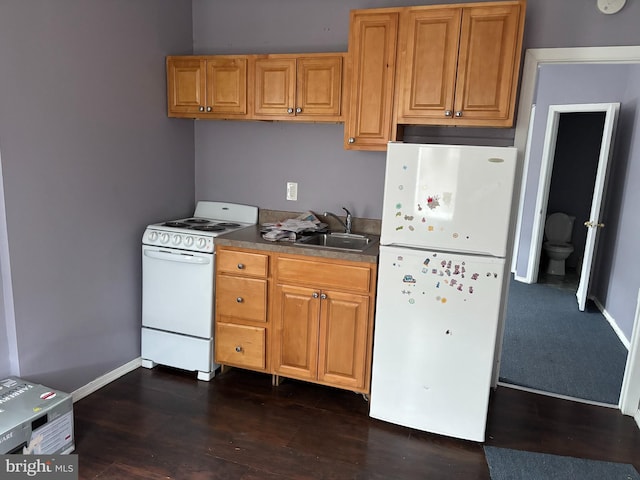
[167,55,248,119]
[344,9,400,151]
[253,54,345,121]
[394,1,526,127]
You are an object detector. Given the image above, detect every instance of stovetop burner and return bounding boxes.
[164,221,191,228]
[183,218,210,224]
[191,224,226,232]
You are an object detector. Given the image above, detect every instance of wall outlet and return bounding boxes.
[286,182,298,201]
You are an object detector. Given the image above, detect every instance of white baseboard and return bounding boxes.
[71,357,141,403]
[592,298,631,349]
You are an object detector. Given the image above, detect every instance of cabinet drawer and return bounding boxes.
[217,276,267,322]
[216,323,265,370]
[276,257,371,293]
[217,249,268,277]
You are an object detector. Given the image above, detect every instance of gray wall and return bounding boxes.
[193,0,640,219]
[514,63,640,338]
[0,0,194,392]
[193,0,640,341]
[593,65,640,337]
[0,256,8,377]
[3,0,640,392]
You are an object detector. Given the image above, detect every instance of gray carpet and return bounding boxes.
[499,277,628,405]
[484,446,640,480]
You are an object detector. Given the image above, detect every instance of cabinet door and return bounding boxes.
[272,284,320,380]
[296,56,343,118]
[345,10,399,151]
[254,57,296,117]
[395,8,461,123]
[205,57,248,116]
[317,290,369,390]
[453,3,524,126]
[167,57,206,117]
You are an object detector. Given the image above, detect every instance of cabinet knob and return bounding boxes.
[287,108,294,114]
[348,137,355,144]
[444,110,452,117]
[296,107,302,114]
[455,111,463,117]
[237,263,245,270]
[206,106,212,112]
[235,346,243,353]
[236,297,243,303]
[199,106,205,112]
[312,292,319,298]
[320,293,327,300]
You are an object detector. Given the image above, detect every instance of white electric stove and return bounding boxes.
[141,201,258,381]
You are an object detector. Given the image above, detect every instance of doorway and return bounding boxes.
[502,103,624,405]
[538,111,606,291]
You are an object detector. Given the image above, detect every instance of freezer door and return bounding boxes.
[381,143,517,257]
[369,245,506,442]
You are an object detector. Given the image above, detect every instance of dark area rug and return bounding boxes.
[484,446,640,480]
[499,277,627,404]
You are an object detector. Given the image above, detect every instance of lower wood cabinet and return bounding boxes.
[214,245,377,394]
[273,283,370,391]
[215,247,269,372]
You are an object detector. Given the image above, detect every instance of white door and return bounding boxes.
[519,103,619,311]
[382,143,518,257]
[576,103,619,310]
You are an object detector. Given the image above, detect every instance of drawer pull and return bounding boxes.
[235,346,243,353]
[236,297,243,303]
[237,263,245,269]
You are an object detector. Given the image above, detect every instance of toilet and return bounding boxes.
[543,212,575,276]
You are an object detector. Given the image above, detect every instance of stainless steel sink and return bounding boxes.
[294,233,375,252]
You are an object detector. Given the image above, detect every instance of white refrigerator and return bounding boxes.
[369,142,518,442]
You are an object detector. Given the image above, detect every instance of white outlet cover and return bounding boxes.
[597,0,626,14]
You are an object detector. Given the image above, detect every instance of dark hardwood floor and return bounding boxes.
[73,366,640,479]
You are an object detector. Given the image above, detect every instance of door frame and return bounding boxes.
[524,103,618,291]
[511,46,640,417]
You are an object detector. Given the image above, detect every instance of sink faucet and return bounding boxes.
[323,207,352,234]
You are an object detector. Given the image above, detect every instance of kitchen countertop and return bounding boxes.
[215,225,379,263]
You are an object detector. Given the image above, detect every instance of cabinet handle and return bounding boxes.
[444,110,452,117]
[312,292,319,298]
[348,137,355,144]
[235,346,243,353]
[287,108,294,114]
[237,263,245,270]
[320,293,327,300]
[455,111,463,117]
[296,107,302,114]
[199,106,205,112]
[236,297,243,303]
[206,106,212,112]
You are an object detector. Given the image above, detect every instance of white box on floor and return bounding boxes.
[0,377,74,454]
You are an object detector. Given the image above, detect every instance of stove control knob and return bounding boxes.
[196,238,207,249]
[160,233,170,244]
[172,235,182,246]
[148,231,159,242]
[184,236,195,247]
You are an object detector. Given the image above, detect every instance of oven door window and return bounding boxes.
[142,246,214,338]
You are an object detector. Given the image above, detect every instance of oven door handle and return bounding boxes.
[143,249,211,265]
